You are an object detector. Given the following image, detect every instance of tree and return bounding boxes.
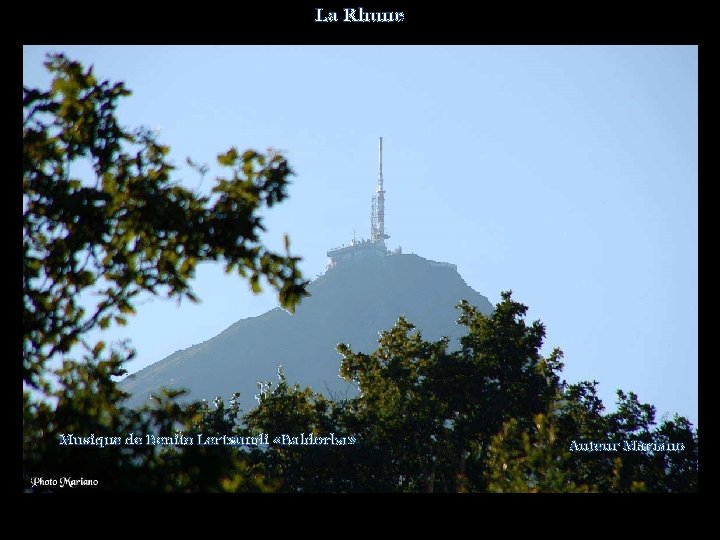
[243,367,358,492]
[335,292,565,492]
[486,411,593,493]
[23,53,308,491]
[313,292,697,493]
[338,317,452,491]
[485,382,699,493]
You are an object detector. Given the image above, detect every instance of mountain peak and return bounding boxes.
[120,251,492,411]
[121,140,492,410]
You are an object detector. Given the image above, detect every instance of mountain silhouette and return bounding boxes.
[119,252,493,412]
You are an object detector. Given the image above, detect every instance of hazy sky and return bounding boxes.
[23,45,698,426]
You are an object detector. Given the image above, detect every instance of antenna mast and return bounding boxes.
[371,137,388,245]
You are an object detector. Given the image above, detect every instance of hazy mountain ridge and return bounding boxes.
[120,253,493,411]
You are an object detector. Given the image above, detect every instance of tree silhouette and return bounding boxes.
[23,53,307,491]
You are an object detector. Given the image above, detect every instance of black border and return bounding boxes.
[16,2,705,516]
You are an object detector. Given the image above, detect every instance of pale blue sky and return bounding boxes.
[23,45,698,426]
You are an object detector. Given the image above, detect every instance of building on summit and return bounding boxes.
[327,137,401,269]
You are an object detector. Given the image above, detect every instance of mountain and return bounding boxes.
[119,252,493,411]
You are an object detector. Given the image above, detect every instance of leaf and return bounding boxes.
[217,147,239,166]
[119,303,136,315]
[250,274,261,294]
[92,341,105,357]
